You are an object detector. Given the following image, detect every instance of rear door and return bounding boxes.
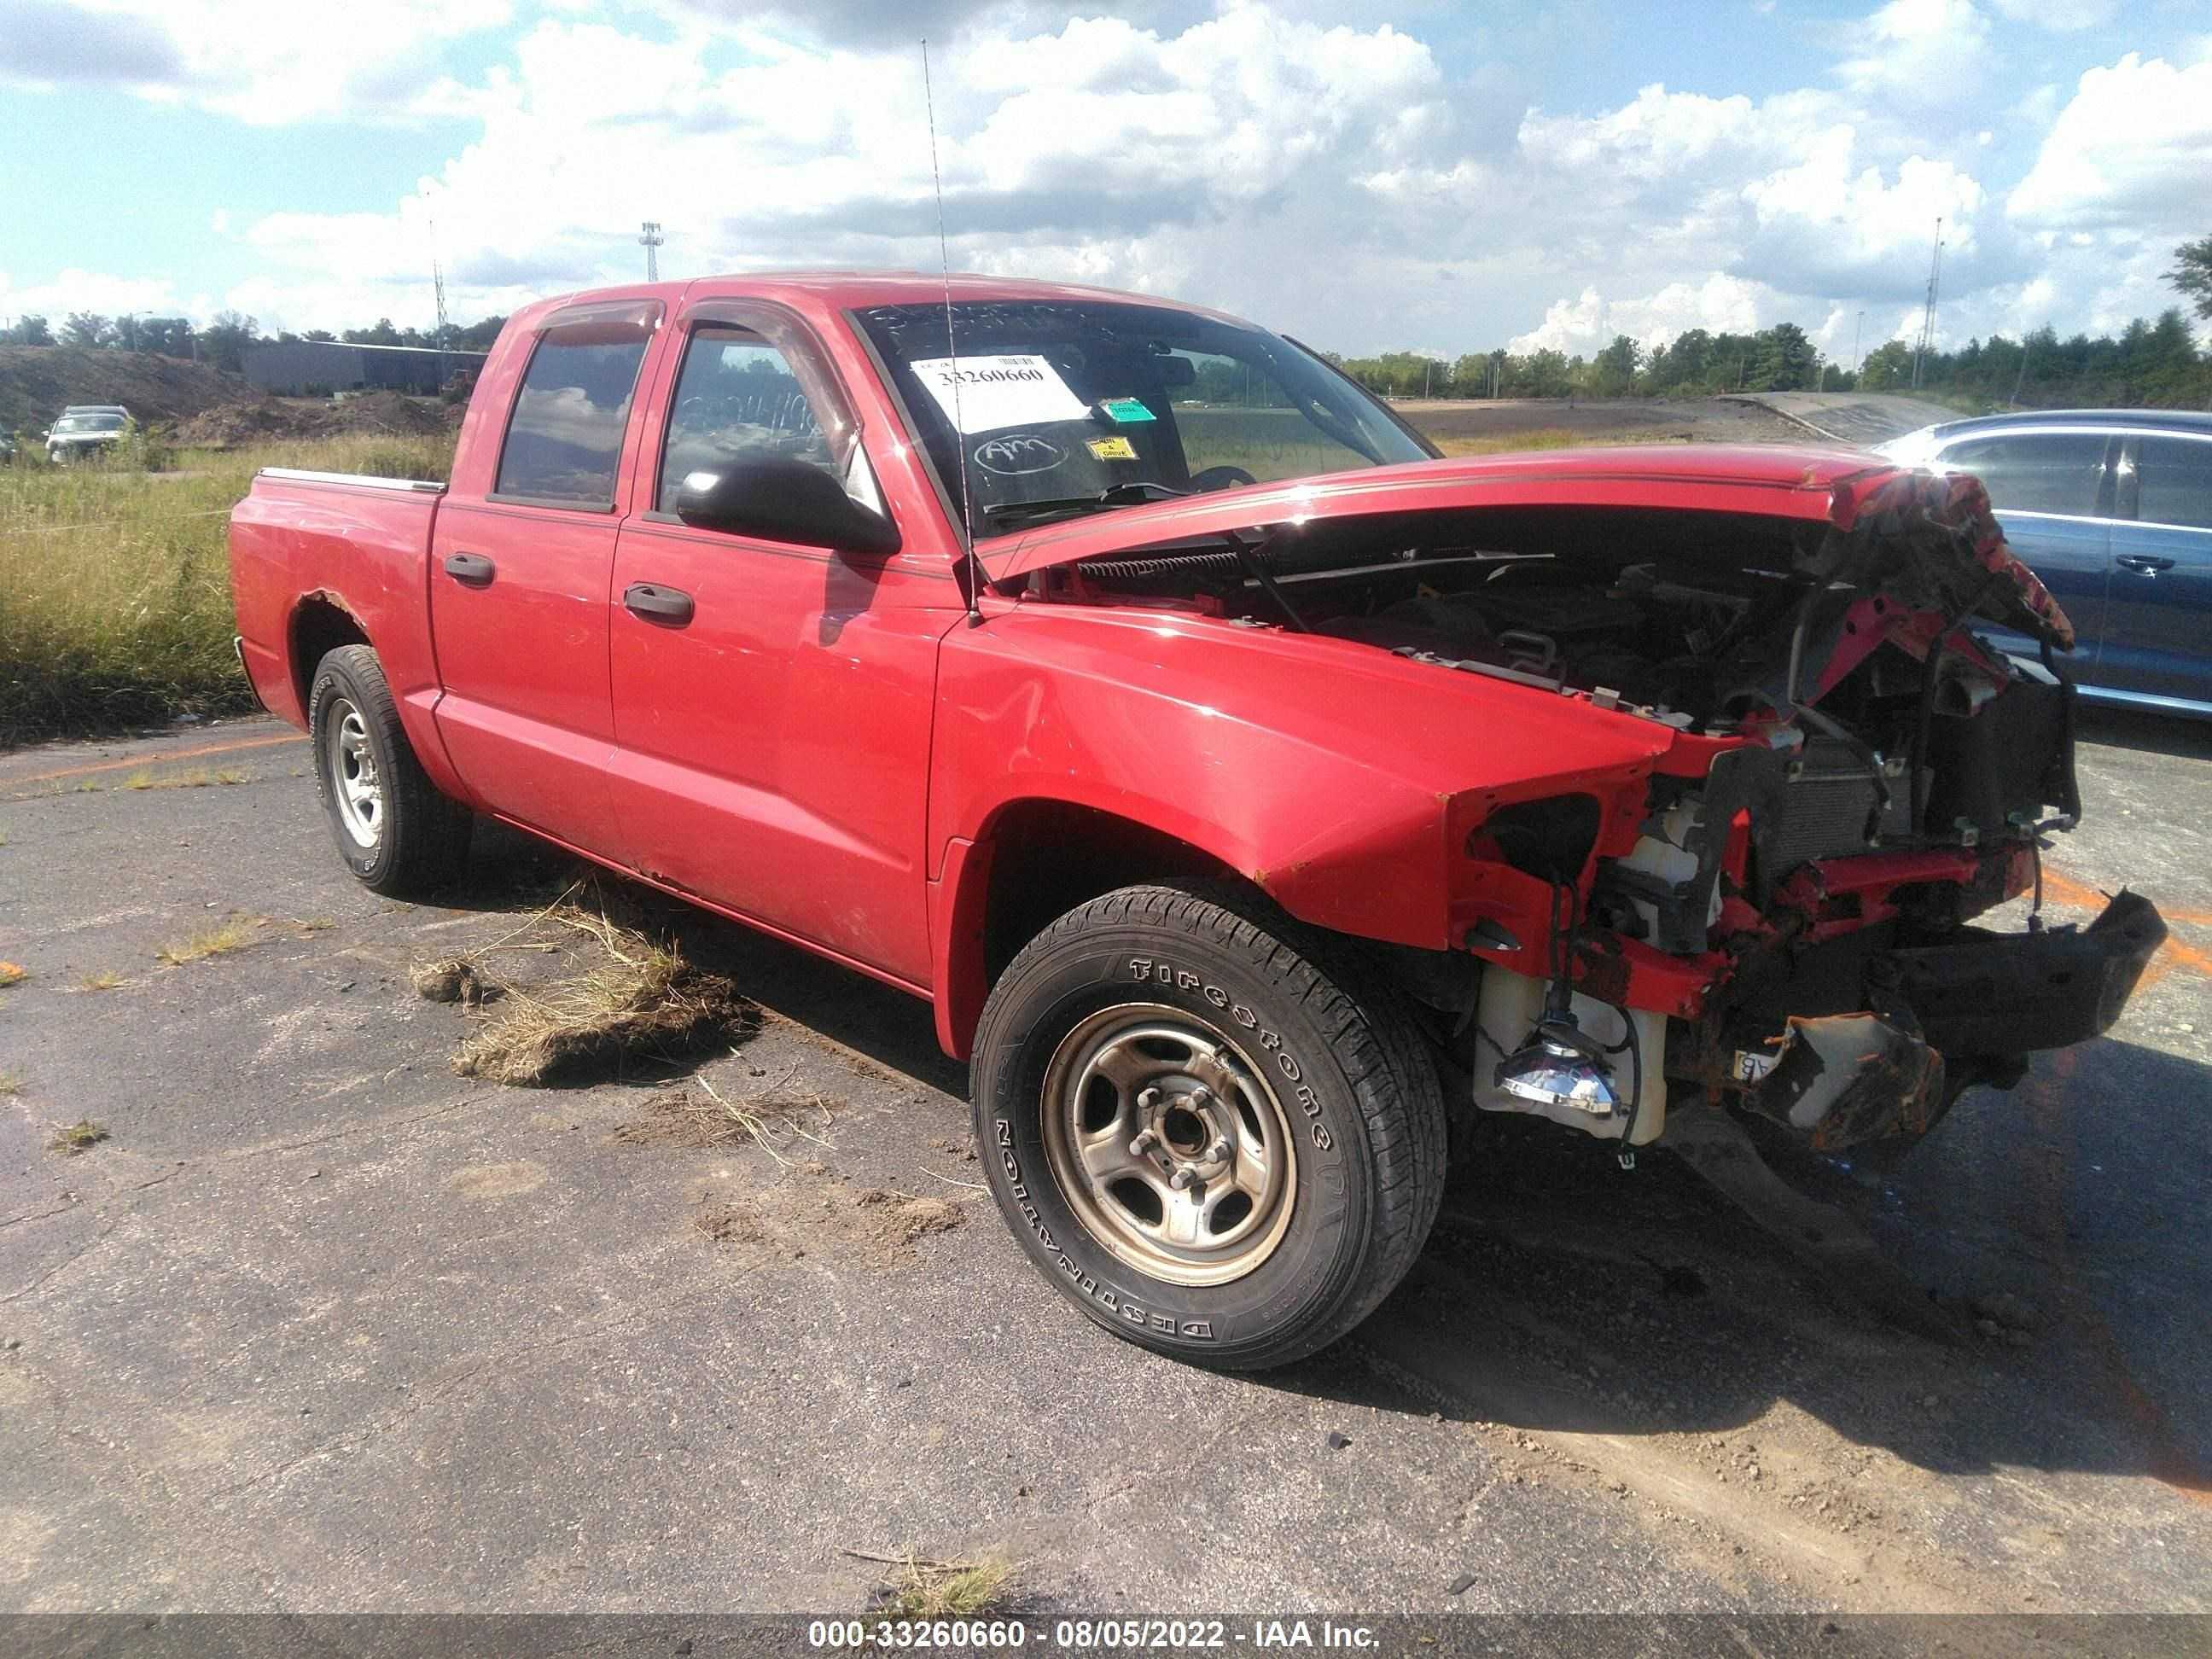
[602,300,958,987]
[2098,431,2212,708]
[1936,428,2116,678]
[428,300,660,853]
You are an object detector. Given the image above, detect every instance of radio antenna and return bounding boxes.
[923,38,986,623]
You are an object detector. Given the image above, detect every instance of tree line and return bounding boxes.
[0,311,509,375]
[1329,237,2212,410]
[1327,307,2209,410]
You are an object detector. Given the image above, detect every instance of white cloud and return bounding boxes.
[0,267,195,321]
[223,7,1449,332]
[1508,274,1768,354]
[1837,0,1993,106]
[0,0,513,122]
[4,0,2202,358]
[2005,53,2212,233]
[1988,0,2116,30]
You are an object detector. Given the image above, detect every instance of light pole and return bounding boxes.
[1853,310,1865,377]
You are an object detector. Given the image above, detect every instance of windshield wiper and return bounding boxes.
[980,480,1190,528]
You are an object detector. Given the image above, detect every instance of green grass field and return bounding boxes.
[0,434,453,744]
[0,417,1673,747]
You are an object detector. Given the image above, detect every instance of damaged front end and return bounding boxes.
[1447,469,2168,1170]
[1005,451,2167,1313]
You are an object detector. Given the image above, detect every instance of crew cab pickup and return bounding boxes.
[231,274,2165,1368]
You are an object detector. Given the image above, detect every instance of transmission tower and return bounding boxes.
[1912,218,1944,390]
[430,218,452,390]
[639,220,665,282]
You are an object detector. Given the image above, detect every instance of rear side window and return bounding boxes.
[2134,436,2212,531]
[1941,433,2108,518]
[494,321,654,506]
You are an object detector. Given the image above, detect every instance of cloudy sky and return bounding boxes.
[2,0,2209,362]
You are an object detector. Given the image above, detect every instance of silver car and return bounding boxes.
[44,406,132,463]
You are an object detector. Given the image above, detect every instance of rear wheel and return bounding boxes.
[972,882,1447,1370]
[308,644,471,897]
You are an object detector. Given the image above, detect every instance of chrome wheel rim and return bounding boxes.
[326,697,382,849]
[1039,1002,1297,1287]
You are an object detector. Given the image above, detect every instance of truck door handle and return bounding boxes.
[623,582,696,626]
[443,551,496,585]
[2116,555,2175,575]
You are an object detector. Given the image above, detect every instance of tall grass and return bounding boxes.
[0,433,455,744]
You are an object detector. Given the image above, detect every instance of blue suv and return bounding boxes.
[1877,410,2212,719]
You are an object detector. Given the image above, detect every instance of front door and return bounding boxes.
[1939,430,2116,679]
[2098,433,2212,707]
[603,304,959,987]
[429,303,658,853]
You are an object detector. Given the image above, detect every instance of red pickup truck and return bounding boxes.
[231,273,2163,1367]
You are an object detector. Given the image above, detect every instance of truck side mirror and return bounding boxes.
[672,458,901,557]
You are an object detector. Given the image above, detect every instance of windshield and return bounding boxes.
[55,415,125,434]
[854,300,1433,534]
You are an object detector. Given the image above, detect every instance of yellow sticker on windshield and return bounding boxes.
[1087,435,1138,462]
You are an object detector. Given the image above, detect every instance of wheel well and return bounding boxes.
[289,596,370,718]
[978,800,1248,989]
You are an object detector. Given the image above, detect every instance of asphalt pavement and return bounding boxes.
[2,711,2208,1618]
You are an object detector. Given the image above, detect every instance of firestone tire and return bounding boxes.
[307,644,472,898]
[972,882,1447,1371]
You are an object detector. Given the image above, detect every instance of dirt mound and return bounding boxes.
[170,390,458,448]
[0,345,253,433]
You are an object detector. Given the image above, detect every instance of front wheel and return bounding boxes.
[972,882,1447,1370]
[308,644,472,897]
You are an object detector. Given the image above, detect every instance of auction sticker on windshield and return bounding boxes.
[911,354,1091,434]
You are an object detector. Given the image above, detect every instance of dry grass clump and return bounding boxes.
[0,960,26,987]
[870,1553,1016,1620]
[120,766,252,790]
[155,913,265,965]
[614,1077,835,1161]
[75,969,126,992]
[436,897,751,1086]
[47,1119,109,1155]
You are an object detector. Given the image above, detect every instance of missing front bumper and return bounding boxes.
[1742,888,2165,1150]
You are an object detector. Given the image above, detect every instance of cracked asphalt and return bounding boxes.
[1,710,2208,1619]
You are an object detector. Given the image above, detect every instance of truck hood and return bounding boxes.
[978,445,2073,649]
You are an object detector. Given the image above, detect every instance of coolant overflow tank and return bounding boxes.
[1473,963,1669,1144]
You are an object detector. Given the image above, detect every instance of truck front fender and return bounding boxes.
[926,603,1675,1056]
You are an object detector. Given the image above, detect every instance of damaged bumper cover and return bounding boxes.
[1743,889,2166,1150]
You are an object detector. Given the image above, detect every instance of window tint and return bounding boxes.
[1169,350,1375,482]
[658,328,839,508]
[1941,433,2107,518]
[2135,436,2212,531]
[494,324,652,504]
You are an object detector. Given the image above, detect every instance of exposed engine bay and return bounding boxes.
[1032,498,2163,1170]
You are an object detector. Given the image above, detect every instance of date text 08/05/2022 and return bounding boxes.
[805,1617,1381,1649]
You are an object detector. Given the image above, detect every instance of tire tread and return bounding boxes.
[978,879,1447,1369]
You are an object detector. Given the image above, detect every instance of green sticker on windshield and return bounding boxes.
[1099,397,1155,424]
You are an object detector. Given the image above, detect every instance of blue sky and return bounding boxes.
[3,0,2209,358]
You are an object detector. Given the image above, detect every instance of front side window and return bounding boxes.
[2134,435,2212,531]
[854,300,1432,534]
[494,320,653,505]
[1941,432,2108,518]
[657,328,839,508]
